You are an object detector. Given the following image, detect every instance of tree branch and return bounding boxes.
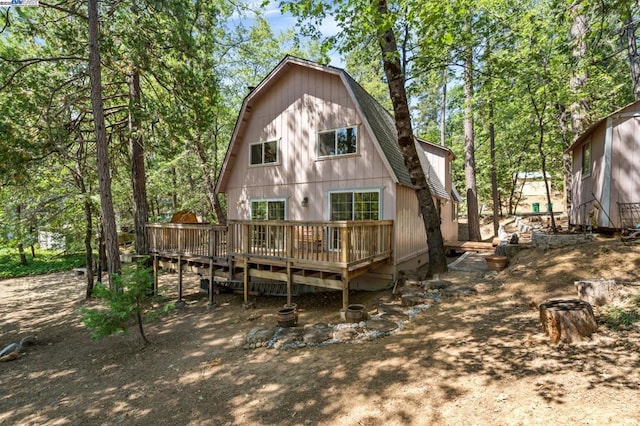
[39,1,88,21]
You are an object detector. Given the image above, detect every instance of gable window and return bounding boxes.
[250,199,286,220]
[250,140,278,166]
[329,190,380,221]
[581,141,591,178]
[318,126,357,158]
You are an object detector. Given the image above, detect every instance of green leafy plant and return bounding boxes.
[80,262,173,344]
[602,297,640,331]
[0,248,86,279]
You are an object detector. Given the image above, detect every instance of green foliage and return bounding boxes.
[80,263,173,344]
[602,297,640,331]
[0,248,85,279]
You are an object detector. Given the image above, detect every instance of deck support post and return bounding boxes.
[208,260,215,306]
[243,259,249,303]
[177,255,183,302]
[286,262,293,306]
[153,255,159,295]
[342,269,349,311]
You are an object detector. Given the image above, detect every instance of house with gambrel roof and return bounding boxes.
[215,56,457,289]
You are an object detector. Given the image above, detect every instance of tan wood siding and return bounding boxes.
[611,116,640,226]
[394,185,427,263]
[225,65,396,222]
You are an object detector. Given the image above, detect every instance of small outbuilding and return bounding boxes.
[566,100,640,231]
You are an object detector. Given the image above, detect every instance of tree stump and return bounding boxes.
[575,279,618,307]
[539,299,597,343]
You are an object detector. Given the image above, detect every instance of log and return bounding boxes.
[575,279,618,307]
[539,299,597,343]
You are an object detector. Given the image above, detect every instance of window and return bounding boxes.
[249,140,278,166]
[318,126,357,157]
[250,200,285,220]
[329,190,380,221]
[581,141,591,177]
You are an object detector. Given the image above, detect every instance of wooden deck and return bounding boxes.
[444,240,498,253]
[146,220,393,309]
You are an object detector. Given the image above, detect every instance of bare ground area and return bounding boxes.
[2,229,640,425]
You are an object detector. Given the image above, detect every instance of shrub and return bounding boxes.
[80,262,173,344]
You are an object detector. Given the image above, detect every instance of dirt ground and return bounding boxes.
[2,221,640,425]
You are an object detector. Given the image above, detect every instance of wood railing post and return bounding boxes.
[209,227,215,258]
[242,224,250,254]
[286,224,293,258]
[341,226,349,264]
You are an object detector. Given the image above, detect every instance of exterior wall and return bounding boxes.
[572,103,640,228]
[610,115,640,226]
[421,144,458,242]
[224,65,397,223]
[394,185,428,265]
[571,126,606,226]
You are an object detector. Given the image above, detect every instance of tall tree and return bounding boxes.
[462,19,481,242]
[283,0,449,274]
[88,0,121,283]
[376,0,448,274]
[127,68,149,254]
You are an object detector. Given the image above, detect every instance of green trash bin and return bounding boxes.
[546,203,553,212]
[532,202,540,213]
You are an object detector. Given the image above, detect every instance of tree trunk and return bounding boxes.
[97,223,106,285]
[128,68,150,255]
[71,133,94,297]
[464,43,482,242]
[83,197,95,298]
[171,166,178,209]
[440,67,447,147]
[88,0,121,285]
[376,0,447,275]
[566,3,589,217]
[538,116,557,232]
[489,101,499,237]
[193,133,226,224]
[539,299,597,343]
[575,279,619,307]
[16,205,27,265]
[136,310,150,345]
[624,15,640,100]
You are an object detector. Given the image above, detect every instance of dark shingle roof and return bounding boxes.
[342,72,450,200]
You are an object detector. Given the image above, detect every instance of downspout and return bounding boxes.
[602,117,613,227]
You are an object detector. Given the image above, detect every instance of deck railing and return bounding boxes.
[146,223,228,259]
[147,220,393,268]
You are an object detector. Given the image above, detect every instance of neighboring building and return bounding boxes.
[514,172,554,213]
[566,100,640,230]
[38,231,65,251]
[215,56,458,289]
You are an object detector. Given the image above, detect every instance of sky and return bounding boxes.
[239,1,344,67]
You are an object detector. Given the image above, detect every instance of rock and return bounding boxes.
[377,303,405,314]
[378,312,410,322]
[19,336,36,348]
[401,295,425,306]
[363,319,399,333]
[303,327,332,345]
[0,351,21,362]
[441,287,478,298]
[245,327,275,345]
[399,286,424,297]
[333,327,358,341]
[0,343,19,358]
[426,280,452,290]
